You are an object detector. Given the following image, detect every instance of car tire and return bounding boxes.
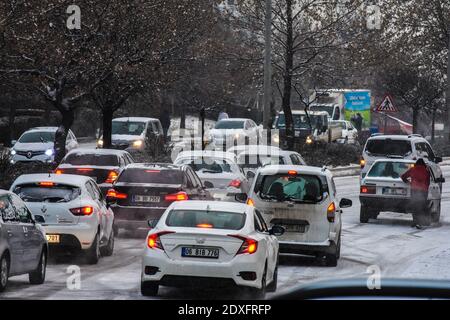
[266,258,278,293]
[253,265,267,299]
[101,230,114,257]
[360,206,370,223]
[29,248,47,285]
[0,254,9,292]
[324,241,339,267]
[141,281,159,296]
[113,225,119,237]
[431,201,441,224]
[86,233,101,265]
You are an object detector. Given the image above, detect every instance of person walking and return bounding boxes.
[401,158,431,228]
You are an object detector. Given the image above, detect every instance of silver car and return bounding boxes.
[0,190,48,292]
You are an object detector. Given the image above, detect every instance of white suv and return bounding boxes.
[360,134,443,182]
[245,165,352,266]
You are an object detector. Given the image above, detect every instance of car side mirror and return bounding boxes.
[148,219,159,229]
[436,177,446,184]
[435,156,443,164]
[339,198,352,208]
[269,225,285,236]
[246,171,255,180]
[203,181,214,189]
[105,193,117,205]
[235,193,248,203]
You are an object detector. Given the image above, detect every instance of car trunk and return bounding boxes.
[160,229,244,263]
[362,177,411,198]
[26,201,80,225]
[197,172,236,189]
[113,182,183,208]
[58,166,118,184]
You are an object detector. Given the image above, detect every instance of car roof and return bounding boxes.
[372,159,415,164]
[257,165,329,176]
[368,134,425,141]
[216,118,249,122]
[168,200,251,213]
[65,148,129,156]
[278,110,329,116]
[125,163,182,170]
[12,174,93,187]
[26,127,59,132]
[228,145,281,152]
[176,150,236,161]
[237,149,292,156]
[113,117,159,123]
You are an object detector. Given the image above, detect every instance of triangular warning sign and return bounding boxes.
[376,95,397,113]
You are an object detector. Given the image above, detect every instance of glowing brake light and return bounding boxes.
[165,192,189,202]
[197,223,213,228]
[228,235,258,255]
[147,231,175,250]
[106,189,128,199]
[39,182,55,187]
[146,170,161,173]
[70,206,94,216]
[360,159,366,168]
[229,179,242,188]
[77,168,94,172]
[55,169,63,175]
[246,198,255,207]
[288,170,297,176]
[360,186,376,194]
[327,202,336,223]
[105,170,119,184]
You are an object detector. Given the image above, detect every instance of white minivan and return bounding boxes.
[244,165,352,266]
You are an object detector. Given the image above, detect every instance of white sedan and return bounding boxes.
[140,201,284,298]
[10,174,115,264]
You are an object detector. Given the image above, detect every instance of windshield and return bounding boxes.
[118,168,183,184]
[215,120,245,129]
[62,153,119,166]
[310,105,334,118]
[166,209,245,230]
[13,184,81,203]
[112,121,146,136]
[275,114,319,129]
[365,139,412,157]
[255,174,323,203]
[18,131,55,143]
[368,162,413,179]
[178,158,233,174]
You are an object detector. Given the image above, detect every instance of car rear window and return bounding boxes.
[215,120,245,129]
[63,153,119,166]
[13,184,81,203]
[367,162,413,179]
[166,209,246,230]
[365,139,412,157]
[118,168,183,184]
[254,174,324,203]
[237,154,285,168]
[179,158,232,173]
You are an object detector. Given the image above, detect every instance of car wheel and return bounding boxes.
[101,230,115,257]
[113,225,119,237]
[252,265,267,299]
[86,233,100,265]
[266,258,278,293]
[324,242,339,267]
[336,235,341,259]
[29,248,47,285]
[0,254,9,292]
[141,281,159,296]
[431,201,441,223]
[360,206,370,223]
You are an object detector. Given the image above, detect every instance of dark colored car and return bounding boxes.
[56,148,134,195]
[106,163,213,234]
[0,190,48,292]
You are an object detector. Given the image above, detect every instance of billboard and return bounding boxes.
[343,91,371,128]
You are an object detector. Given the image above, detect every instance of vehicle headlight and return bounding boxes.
[272,134,280,144]
[10,149,16,156]
[306,136,313,144]
[97,139,104,147]
[45,149,54,156]
[234,133,240,139]
[133,140,143,148]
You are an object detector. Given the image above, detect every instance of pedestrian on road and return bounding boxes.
[160,110,171,140]
[401,158,431,228]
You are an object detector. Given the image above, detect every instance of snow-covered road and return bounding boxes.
[2,167,450,300]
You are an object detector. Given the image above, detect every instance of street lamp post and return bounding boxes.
[263,0,272,136]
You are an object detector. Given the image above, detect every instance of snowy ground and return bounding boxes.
[2,166,450,300]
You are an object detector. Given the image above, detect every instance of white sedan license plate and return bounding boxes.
[182,247,219,259]
[134,195,160,203]
[382,187,406,196]
[46,234,60,244]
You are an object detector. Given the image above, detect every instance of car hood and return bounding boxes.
[13,141,54,152]
[111,134,144,142]
[209,129,245,138]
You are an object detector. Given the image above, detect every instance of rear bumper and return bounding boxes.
[279,240,332,256]
[360,195,411,213]
[141,248,263,289]
[43,223,97,251]
[112,206,167,230]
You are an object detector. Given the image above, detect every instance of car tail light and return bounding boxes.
[229,179,241,188]
[38,182,55,187]
[106,189,128,199]
[165,191,189,202]
[70,206,94,216]
[360,185,376,194]
[77,168,94,172]
[288,170,297,176]
[105,170,119,184]
[55,169,63,175]
[147,231,175,250]
[360,159,366,168]
[246,198,255,207]
[327,202,336,223]
[228,235,258,255]
[197,223,213,228]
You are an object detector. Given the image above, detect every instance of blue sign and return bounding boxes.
[344,91,371,111]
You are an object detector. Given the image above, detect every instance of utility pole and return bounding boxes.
[263,0,272,132]
[445,25,450,142]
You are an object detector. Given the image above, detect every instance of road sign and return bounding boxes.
[376,95,397,113]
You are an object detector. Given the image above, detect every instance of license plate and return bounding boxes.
[382,187,406,195]
[134,195,160,203]
[283,224,306,233]
[46,234,60,244]
[181,247,219,259]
